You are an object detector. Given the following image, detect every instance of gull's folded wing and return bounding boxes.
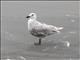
[30,23,59,36]
[29,20,63,36]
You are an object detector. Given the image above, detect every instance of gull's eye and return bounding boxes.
[32,14,34,16]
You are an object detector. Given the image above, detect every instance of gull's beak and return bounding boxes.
[26,16,30,18]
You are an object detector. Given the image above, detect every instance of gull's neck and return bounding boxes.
[29,18,36,21]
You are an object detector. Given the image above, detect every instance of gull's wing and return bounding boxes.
[31,20,63,32]
[30,21,63,36]
[42,23,63,32]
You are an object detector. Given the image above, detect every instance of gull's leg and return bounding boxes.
[34,38,42,45]
[39,38,41,45]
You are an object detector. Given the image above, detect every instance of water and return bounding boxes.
[1,1,79,60]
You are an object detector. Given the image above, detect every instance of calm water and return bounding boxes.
[1,1,79,60]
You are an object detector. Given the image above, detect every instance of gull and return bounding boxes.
[26,13,64,45]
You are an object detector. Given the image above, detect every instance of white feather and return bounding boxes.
[27,13,63,38]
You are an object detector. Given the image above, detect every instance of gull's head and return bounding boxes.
[26,13,37,19]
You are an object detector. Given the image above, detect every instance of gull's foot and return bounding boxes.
[34,42,41,45]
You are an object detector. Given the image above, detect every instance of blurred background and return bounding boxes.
[1,1,79,60]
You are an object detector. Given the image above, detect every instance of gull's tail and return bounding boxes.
[57,27,63,30]
[55,27,64,33]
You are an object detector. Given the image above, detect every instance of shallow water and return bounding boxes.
[1,15,79,60]
[1,1,79,60]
